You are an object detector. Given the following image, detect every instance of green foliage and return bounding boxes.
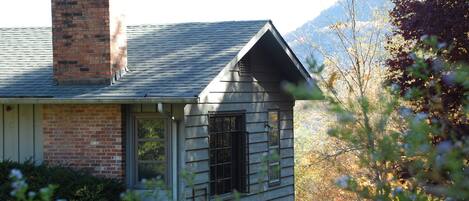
[293,36,469,200]
[121,155,276,201]
[0,161,125,201]
[8,168,57,201]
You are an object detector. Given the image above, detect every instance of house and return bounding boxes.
[0,0,314,200]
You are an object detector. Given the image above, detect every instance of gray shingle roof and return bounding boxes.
[0,20,269,101]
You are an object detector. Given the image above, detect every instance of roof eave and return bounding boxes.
[0,97,198,104]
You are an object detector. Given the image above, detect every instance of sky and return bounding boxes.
[0,0,338,34]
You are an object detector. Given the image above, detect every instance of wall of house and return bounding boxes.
[184,47,295,200]
[42,104,125,179]
[0,104,43,163]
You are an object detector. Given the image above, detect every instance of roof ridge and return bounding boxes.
[0,20,270,30]
[127,20,270,28]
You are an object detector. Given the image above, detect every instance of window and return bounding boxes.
[267,110,281,185]
[133,116,169,187]
[209,112,248,196]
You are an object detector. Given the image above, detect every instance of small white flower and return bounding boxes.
[432,58,444,71]
[336,175,350,189]
[437,42,447,49]
[392,187,403,196]
[420,34,429,41]
[399,107,413,118]
[11,180,27,190]
[9,169,23,180]
[28,191,36,198]
[404,89,414,99]
[409,52,417,61]
[40,187,50,194]
[414,112,428,122]
[442,71,456,86]
[437,141,453,153]
[390,83,400,93]
[403,143,410,150]
[435,154,446,168]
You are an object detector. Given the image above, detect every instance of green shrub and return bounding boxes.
[0,161,125,201]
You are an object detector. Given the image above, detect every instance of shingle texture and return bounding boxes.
[0,20,268,99]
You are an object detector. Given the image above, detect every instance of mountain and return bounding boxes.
[284,0,393,66]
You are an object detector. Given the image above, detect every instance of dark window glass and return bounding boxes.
[135,118,167,184]
[137,119,165,139]
[209,113,248,196]
[268,163,280,181]
[137,141,165,161]
[138,162,166,181]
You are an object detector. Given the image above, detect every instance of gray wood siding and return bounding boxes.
[0,104,43,163]
[184,48,295,200]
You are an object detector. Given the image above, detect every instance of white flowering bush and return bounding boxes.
[8,169,58,201]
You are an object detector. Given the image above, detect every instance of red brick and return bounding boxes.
[43,104,125,179]
[51,0,127,85]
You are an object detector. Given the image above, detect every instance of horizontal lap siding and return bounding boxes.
[184,50,295,200]
[0,104,43,163]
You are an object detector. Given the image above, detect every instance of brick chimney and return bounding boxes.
[51,0,127,85]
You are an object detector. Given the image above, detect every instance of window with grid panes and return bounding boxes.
[134,117,168,187]
[268,110,281,186]
[208,113,248,196]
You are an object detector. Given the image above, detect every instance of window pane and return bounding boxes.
[138,141,165,161]
[269,130,279,146]
[138,162,165,182]
[210,150,217,164]
[268,110,281,186]
[217,165,224,178]
[223,117,231,132]
[269,148,280,159]
[137,119,165,139]
[216,118,223,132]
[210,134,217,148]
[268,111,279,129]
[223,180,232,193]
[269,163,280,181]
[209,117,216,132]
[231,117,237,130]
[223,164,232,178]
[209,114,247,195]
[223,133,231,147]
[217,148,231,163]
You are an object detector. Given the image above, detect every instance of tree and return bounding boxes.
[386,0,469,132]
[384,0,469,199]
[289,0,469,200]
[289,0,395,200]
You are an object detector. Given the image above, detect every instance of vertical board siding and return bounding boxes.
[4,104,19,161]
[34,105,43,163]
[0,104,3,160]
[0,104,43,163]
[19,104,34,162]
[184,49,296,200]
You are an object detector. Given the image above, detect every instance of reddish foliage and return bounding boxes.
[386,0,469,137]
